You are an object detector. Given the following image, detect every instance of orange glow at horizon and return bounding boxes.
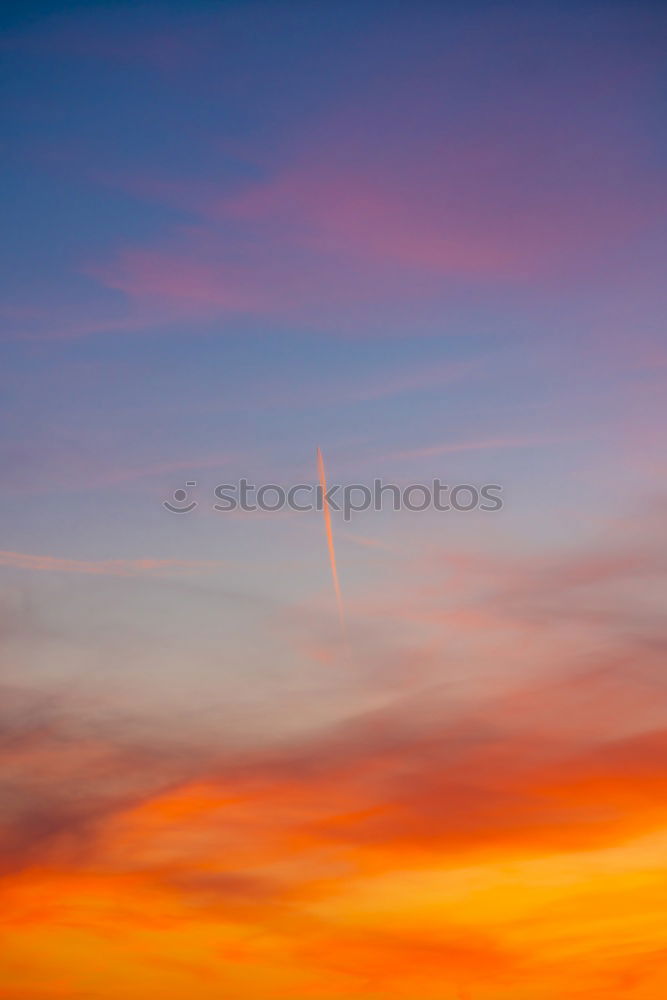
[3,773,667,1000]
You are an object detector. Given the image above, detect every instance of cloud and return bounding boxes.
[2,499,666,995]
[378,433,558,462]
[5,2,662,343]
[2,657,667,998]
[0,551,223,576]
[3,658,666,879]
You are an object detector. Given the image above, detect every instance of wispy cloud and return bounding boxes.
[0,551,223,576]
[379,434,560,462]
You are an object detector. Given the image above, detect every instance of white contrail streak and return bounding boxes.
[316,446,346,637]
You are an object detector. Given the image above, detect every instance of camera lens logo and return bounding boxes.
[163,481,198,513]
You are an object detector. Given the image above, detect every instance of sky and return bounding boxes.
[1,1,667,997]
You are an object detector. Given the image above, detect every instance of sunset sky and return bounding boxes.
[1,1,667,998]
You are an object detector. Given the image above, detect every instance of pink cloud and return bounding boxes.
[378,434,558,462]
[4,2,665,345]
[0,551,223,577]
[85,131,663,338]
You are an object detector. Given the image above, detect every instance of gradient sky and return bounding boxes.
[1,1,667,998]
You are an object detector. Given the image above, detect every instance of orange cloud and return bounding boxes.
[2,506,666,998]
[3,687,667,998]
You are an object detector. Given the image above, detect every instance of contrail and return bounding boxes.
[316,446,346,637]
